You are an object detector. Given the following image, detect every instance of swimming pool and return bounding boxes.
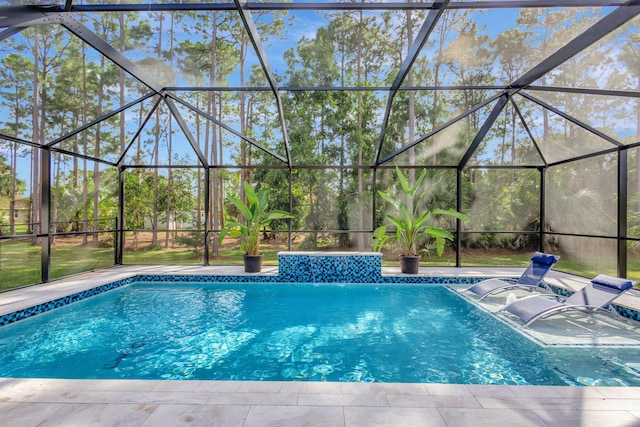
[1,281,639,386]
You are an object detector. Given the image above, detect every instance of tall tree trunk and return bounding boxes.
[338,40,348,248]
[152,118,159,246]
[93,55,106,243]
[165,141,172,248]
[355,9,365,250]
[203,92,210,238]
[636,74,640,211]
[30,30,40,238]
[83,155,89,243]
[81,44,89,244]
[197,90,203,232]
[152,14,164,247]
[540,22,552,168]
[9,141,17,235]
[38,61,48,236]
[118,12,127,251]
[239,38,247,202]
[119,12,126,154]
[510,105,517,187]
[431,14,450,166]
[407,9,416,188]
[51,154,60,243]
[165,12,175,249]
[131,104,146,247]
[499,108,507,165]
[210,11,220,256]
[218,96,225,230]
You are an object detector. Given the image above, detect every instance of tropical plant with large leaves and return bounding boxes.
[373,167,468,257]
[219,181,294,255]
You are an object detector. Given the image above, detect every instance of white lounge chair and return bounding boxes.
[502,274,636,326]
[465,252,560,300]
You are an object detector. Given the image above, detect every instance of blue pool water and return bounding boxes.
[1,282,639,386]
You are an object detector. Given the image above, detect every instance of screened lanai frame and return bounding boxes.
[0,1,638,287]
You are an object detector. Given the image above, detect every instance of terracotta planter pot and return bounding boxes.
[244,254,264,273]
[399,255,420,274]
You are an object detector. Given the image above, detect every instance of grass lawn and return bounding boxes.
[0,240,114,291]
[2,239,639,292]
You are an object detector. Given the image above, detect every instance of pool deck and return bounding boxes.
[2,265,640,426]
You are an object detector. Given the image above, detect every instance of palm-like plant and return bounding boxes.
[219,181,294,255]
[373,167,468,257]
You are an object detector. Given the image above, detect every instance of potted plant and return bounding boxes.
[373,167,468,274]
[219,181,294,272]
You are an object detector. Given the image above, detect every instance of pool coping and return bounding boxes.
[2,377,640,426]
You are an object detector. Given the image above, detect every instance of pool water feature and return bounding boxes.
[1,282,639,386]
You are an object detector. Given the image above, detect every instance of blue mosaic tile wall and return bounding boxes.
[616,306,640,322]
[278,253,383,283]
[544,283,573,298]
[135,274,279,284]
[382,276,481,285]
[132,273,485,286]
[0,276,137,327]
